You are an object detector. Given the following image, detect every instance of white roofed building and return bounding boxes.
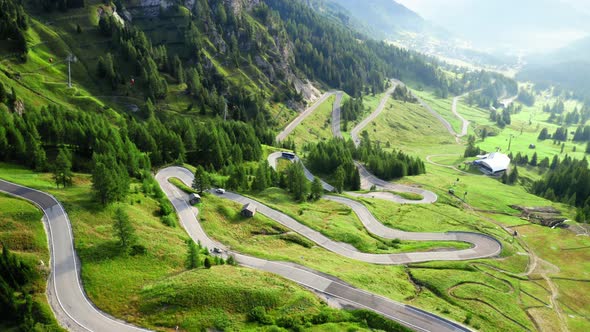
[473,152,510,174]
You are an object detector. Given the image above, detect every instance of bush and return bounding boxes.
[161,214,176,227]
[226,255,237,266]
[351,310,413,332]
[204,257,212,269]
[159,199,174,216]
[130,244,147,256]
[248,306,273,324]
[464,312,473,325]
[311,309,332,324]
[276,315,297,328]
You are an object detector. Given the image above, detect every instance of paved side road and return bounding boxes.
[156,167,472,332]
[353,161,439,204]
[331,91,344,138]
[350,81,398,147]
[276,91,336,142]
[0,179,149,332]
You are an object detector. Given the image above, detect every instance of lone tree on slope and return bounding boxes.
[53,148,73,188]
[192,165,210,194]
[113,207,136,254]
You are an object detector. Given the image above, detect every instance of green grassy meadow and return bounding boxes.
[289,95,336,149]
[411,90,463,134]
[251,187,471,253]
[362,87,590,331]
[0,164,379,331]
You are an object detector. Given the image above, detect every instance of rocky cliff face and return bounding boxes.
[125,0,319,106]
[224,0,261,15]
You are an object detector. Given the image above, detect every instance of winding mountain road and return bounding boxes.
[0,79,501,332]
[452,93,470,138]
[350,81,399,147]
[156,166,487,332]
[0,179,149,332]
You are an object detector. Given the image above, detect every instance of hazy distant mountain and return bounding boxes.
[313,0,516,68]
[518,37,590,98]
[529,36,590,65]
[397,0,590,54]
[331,0,443,39]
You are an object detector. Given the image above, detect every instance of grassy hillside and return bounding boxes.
[0,193,63,331]
[0,163,390,331]
[363,91,590,332]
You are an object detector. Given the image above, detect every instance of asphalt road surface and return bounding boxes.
[353,161,439,204]
[156,167,474,332]
[331,91,344,138]
[276,91,336,142]
[0,179,149,332]
[255,159,499,262]
[452,93,470,138]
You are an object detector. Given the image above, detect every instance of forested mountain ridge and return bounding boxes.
[0,0,519,176]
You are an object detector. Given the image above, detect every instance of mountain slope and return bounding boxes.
[311,0,514,68]
[518,36,590,98]
[327,0,434,38]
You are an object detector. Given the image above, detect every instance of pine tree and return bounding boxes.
[143,98,155,119]
[53,148,72,188]
[113,207,136,253]
[186,239,200,269]
[310,176,323,201]
[26,126,47,171]
[173,55,184,84]
[330,166,344,193]
[204,257,212,269]
[0,82,6,103]
[92,153,129,205]
[252,161,269,192]
[500,171,508,184]
[9,87,16,105]
[192,165,210,194]
[538,128,549,140]
[286,162,309,201]
[529,152,538,166]
[351,168,361,190]
[508,165,519,185]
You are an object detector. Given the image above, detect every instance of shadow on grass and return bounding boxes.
[78,240,123,262]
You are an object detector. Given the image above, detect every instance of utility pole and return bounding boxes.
[507,134,515,151]
[66,53,77,88]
